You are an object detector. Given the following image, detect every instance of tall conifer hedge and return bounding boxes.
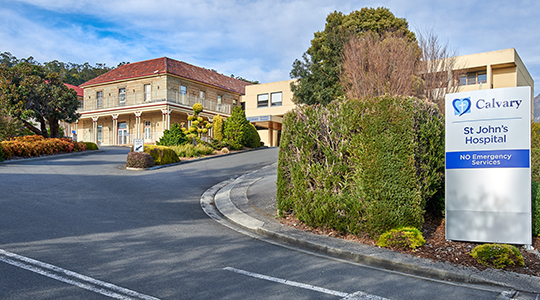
[277,95,445,236]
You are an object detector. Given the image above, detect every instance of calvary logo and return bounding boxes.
[453,97,472,116]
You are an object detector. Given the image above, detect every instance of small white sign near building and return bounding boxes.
[445,86,532,246]
[133,139,144,153]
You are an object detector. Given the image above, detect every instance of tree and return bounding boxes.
[185,103,212,144]
[0,62,80,138]
[340,32,420,100]
[156,123,187,146]
[223,106,260,148]
[290,7,416,105]
[0,112,26,141]
[212,114,224,141]
[416,29,464,112]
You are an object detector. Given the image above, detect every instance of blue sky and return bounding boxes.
[1,0,539,95]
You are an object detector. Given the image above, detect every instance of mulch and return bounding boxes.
[279,214,540,277]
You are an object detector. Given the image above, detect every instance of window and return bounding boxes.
[459,76,467,86]
[217,95,223,105]
[144,121,151,140]
[271,92,282,107]
[257,94,269,108]
[199,91,206,105]
[96,91,103,108]
[467,73,476,85]
[119,88,126,106]
[144,84,151,102]
[459,71,488,86]
[477,71,487,84]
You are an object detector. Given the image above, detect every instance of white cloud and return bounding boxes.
[3,0,540,94]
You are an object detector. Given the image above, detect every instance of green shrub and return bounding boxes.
[532,181,540,236]
[277,96,445,237]
[0,144,4,162]
[171,143,214,157]
[157,123,187,146]
[83,142,99,150]
[223,138,243,150]
[532,122,540,183]
[142,145,179,165]
[377,227,426,250]
[245,123,262,148]
[213,115,224,141]
[207,138,227,150]
[470,244,524,269]
[223,106,260,148]
[193,103,204,114]
[126,152,155,168]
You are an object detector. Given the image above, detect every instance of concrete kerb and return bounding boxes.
[0,149,103,164]
[206,165,540,294]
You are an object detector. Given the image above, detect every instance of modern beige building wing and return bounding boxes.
[241,48,534,147]
[455,48,534,97]
[241,80,296,147]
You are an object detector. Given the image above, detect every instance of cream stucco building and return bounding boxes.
[75,57,250,145]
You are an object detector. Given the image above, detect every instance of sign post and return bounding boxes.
[445,87,532,247]
[133,139,144,153]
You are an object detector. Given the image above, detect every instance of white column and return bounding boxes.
[167,109,172,130]
[91,116,99,143]
[134,111,142,139]
[112,114,118,145]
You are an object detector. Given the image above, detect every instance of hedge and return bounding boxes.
[532,181,540,236]
[1,135,87,159]
[277,95,445,236]
[82,142,99,150]
[140,145,179,165]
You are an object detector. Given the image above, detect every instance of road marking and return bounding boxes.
[0,249,160,300]
[224,267,388,299]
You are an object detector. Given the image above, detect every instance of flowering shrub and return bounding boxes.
[126,152,156,168]
[0,135,87,159]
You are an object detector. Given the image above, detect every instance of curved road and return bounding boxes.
[0,147,525,299]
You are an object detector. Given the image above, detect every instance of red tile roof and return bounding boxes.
[64,83,83,97]
[80,57,252,94]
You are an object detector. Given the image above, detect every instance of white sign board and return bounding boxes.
[445,86,531,246]
[133,139,144,153]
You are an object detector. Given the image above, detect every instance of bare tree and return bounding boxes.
[340,32,420,100]
[341,29,464,113]
[416,29,465,112]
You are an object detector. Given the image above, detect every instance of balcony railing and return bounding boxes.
[79,91,231,115]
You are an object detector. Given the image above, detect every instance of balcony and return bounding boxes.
[79,90,231,115]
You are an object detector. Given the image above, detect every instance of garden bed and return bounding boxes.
[279,214,540,277]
